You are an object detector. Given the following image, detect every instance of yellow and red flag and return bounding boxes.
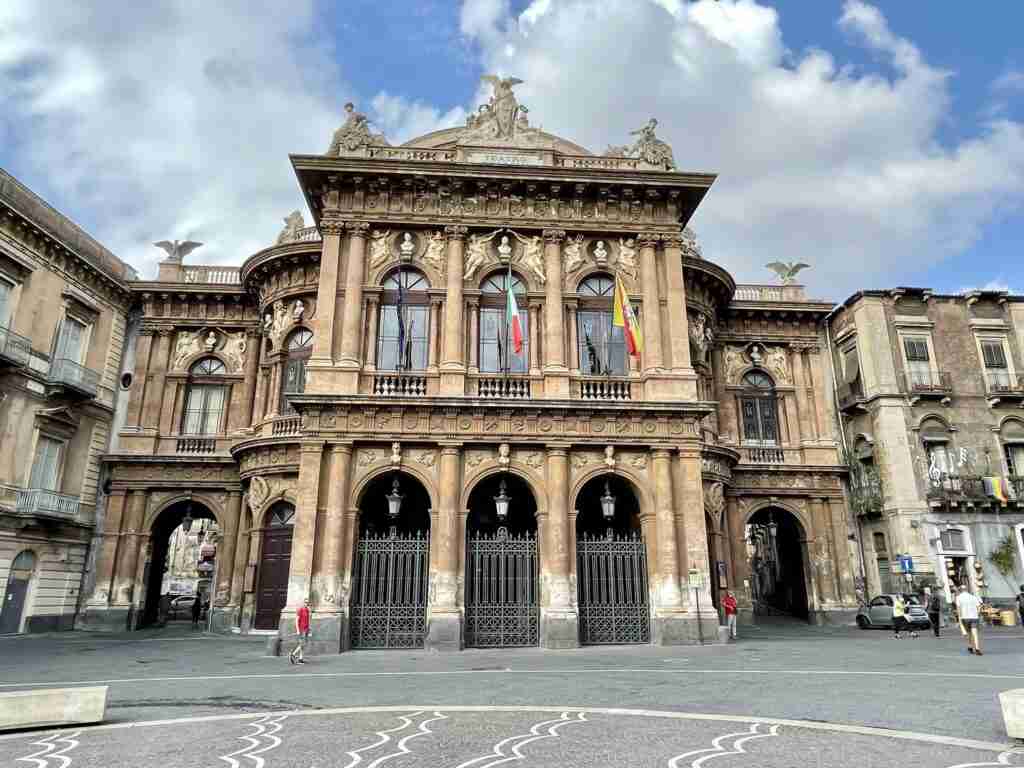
[613,274,643,358]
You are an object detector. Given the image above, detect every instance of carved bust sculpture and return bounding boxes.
[497,235,513,261]
[205,332,217,351]
[593,240,608,265]
[400,233,415,259]
[292,300,304,322]
[263,313,274,332]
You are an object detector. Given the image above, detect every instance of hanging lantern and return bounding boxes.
[767,514,778,540]
[600,480,616,520]
[493,477,511,521]
[181,504,194,533]
[386,476,404,519]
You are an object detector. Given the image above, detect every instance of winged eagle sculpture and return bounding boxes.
[154,239,203,263]
[765,261,810,285]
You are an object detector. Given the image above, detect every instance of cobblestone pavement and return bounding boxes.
[1,620,1022,766]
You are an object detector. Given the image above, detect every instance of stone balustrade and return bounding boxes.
[373,373,428,397]
[175,437,217,454]
[272,415,303,435]
[475,376,531,399]
[182,265,241,284]
[15,488,80,520]
[577,377,631,401]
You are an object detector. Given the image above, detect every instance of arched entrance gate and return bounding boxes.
[575,475,650,645]
[464,474,539,647]
[349,472,431,649]
[748,506,809,621]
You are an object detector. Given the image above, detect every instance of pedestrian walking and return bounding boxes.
[892,594,908,638]
[723,591,738,640]
[290,599,311,664]
[190,595,202,628]
[1017,584,1024,628]
[955,585,983,656]
[925,587,942,638]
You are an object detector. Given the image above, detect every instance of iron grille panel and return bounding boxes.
[350,531,429,649]
[465,530,539,647]
[577,533,651,645]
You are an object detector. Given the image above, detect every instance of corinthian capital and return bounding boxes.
[637,232,662,247]
[319,217,345,236]
[345,221,370,238]
[542,228,566,244]
[444,224,469,241]
[661,232,685,248]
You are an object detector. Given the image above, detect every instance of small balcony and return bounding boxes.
[15,488,80,521]
[849,467,884,517]
[176,437,217,454]
[744,445,786,464]
[0,325,31,368]
[182,265,241,284]
[475,376,531,400]
[372,373,427,397]
[271,415,303,436]
[577,377,631,401]
[904,370,952,405]
[837,378,866,413]
[47,358,100,399]
[986,372,1024,406]
[925,473,1017,506]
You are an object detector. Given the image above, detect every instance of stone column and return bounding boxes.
[112,490,147,609]
[428,298,442,372]
[467,299,480,374]
[566,302,579,375]
[141,327,173,429]
[86,489,127,617]
[310,442,352,652]
[651,449,686,643]
[807,345,831,442]
[528,302,541,377]
[240,524,262,632]
[675,443,719,642]
[364,296,380,370]
[282,443,324,636]
[238,330,261,432]
[210,491,241,632]
[124,330,153,429]
[638,233,664,374]
[440,225,467,393]
[426,444,463,651]
[726,497,753,621]
[311,218,343,364]
[542,230,569,397]
[662,233,693,374]
[542,445,579,648]
[338,223,370,375]
[828,496,857,606]
[790,345,815,442]
[228,502,250,613]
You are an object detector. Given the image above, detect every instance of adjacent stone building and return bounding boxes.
[830,288,1024,610]
[79,81,859,651]
[0,169,135,634]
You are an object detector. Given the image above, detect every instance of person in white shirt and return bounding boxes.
[954,585,983,656]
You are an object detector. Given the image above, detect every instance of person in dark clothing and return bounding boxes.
[925,586,942,637]
[191,595,202,628]
[1017,585,1024,628]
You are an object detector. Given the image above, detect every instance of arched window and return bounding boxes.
[280,328,313,414]
[577,274,627,376]
[480,271,529,374]
[182,357,227,435]
[378,269,429,371]
[740,371,778,444]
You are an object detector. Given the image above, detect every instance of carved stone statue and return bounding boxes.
[272,300,288,340]
[292,300,305,322]
[497,235,513,262]
[399,233,416,260]
[464,231,499,280]
[455,75,548,148]
[563,234,585,274]
[263,313,274,333]
[681,227,702,259]
[604,119,675,170]
[498,443,511,467]
[423,231,445,273]
[764,346,790,384]
[204,331,218,352]
[604,445,616,469]
[153,239,203,263]
[593,240,609,267]
[326,102,390,155]
[723,345,746,385]
[370,229,391,268]
[173,331,201,370]
[390,442,402,466]
[689,312,709,360]
[224,332,247,372]
[766,261,811,285]
[512,232,545,285]
[275,211,304,245]
[617,237,638,280]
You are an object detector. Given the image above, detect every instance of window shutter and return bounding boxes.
[759,399,779,443]
[903,338,929,362]
[982,341,1007,369]
[741,398,759,441]
[0,280,11,326]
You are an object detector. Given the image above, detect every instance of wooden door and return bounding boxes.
[254,526,292,630]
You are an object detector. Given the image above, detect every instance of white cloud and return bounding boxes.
[371,93,467,146]
[993,69,1024,92]
[0,1,351,277]
[453,0,1024,297]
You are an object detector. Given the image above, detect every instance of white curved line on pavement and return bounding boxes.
[219,715,272,768]
[667,726,760,768]
[365,711,448,768]
[946,747,1024,768]
[16,734,57,768]
[482,712,587,768]
[452,715,571,768]
[692,725,780,768]
[244,715,287,768]
[47,731,82,768]
[342,711,423,768]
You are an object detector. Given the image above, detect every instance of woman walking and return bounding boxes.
[892,595,910,638]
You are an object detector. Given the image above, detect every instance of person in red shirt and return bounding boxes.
[290,599,311,664]
[723,591,739,640]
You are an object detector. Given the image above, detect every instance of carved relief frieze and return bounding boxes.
[237,444,301,475]
[247,474,297,516]
[731,471,841,492]
[703,481,725,532]
[112,462,240,484]
[721,342,791,386]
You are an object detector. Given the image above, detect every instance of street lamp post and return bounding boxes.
[493,477,511,522]
[600,479,616,539]
[688,567,705,645]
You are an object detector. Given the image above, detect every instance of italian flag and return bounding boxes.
[613,274,643,357]
[506,264,523,357]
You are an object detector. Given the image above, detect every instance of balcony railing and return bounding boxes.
[733,284,808,303]
[904,370,952,400]
[373,373,427,397]
[1013,477,1024,500]
[578,377,631,401]
[476,376,531,399]
[296,226,322,242]
[0,325,31,367]
[837,378,866,411]
[849,467,884,516]
[272,415,303,436]
[926,473,1020,504]
[182,265,241,284]
[48,358,99,398]
[176,437,217,454]
[15,488,80,520]
[986,372,1024,403]
[745,446,786,464]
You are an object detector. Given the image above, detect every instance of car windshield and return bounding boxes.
[902,595,922,605]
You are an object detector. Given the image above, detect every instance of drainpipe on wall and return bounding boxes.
[823,304,868,596]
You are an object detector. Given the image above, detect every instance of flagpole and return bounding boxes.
[504,259,512,377]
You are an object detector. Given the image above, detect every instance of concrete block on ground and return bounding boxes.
[0,686,108,732]
[999,688,1024,740]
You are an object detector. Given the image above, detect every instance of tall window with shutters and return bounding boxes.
[280,328,313,414]
[480,271,529,374]
[1005,443,1024,478]
[902,336,932,388]
[28,435,63,491]
[378,269,429,372]
[55,316,87,366]
[576,274,627,376]
[739,371,779,444]
[182,357,228,435]
[980,339,1010,389]
[0,276,12,327]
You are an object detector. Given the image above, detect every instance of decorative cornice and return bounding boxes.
[637,232,661,247]
[319,218,344,236]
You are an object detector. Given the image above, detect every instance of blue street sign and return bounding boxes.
[898,555,913,574]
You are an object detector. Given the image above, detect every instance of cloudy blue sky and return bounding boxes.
[1,0,1021,299]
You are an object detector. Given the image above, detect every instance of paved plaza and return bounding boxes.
[1,621,1022,766]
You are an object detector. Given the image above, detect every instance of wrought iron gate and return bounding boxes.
[576,532,650,644]
[465,528,539,647]
[350,531,429,649]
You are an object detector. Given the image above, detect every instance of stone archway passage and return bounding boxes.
[465,473,539,648]
[350,472,431,649]
[748,507,809,621]
[575,475,650,645]
[254,503,295,631]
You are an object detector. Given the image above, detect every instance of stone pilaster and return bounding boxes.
[237,329,261,432]
[124,329,153,430]
[638,233,664,375]
[141,327,173,430]
[542,230,569,397]
[440,225,467,394]
[310,442,352,652]
[310,217,343,365]
[541,445,579,648]
[661,232,698,400]
[338,223,370,382]
[282,442,324,645]
[675,444,721,643]
[228,502,250,612]
[364,296,380,370]
[209,491,241,632]
[428,298,442,372]
[426,444,463,651]
[651,449,689,644]
[112,490,147,608]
